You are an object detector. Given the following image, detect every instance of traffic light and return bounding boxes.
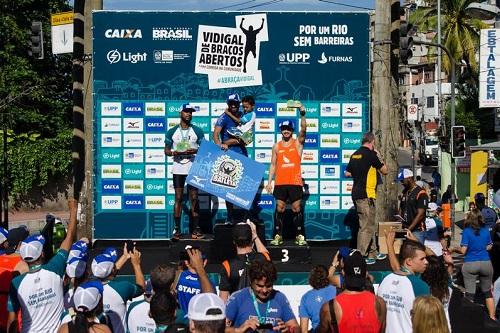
[400,20,413,65]
[451,126,466,158]
[29,21,44,59]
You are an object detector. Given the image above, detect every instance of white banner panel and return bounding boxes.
[479,29,500,108]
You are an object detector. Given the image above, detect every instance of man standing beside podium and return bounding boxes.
[164,104,205,240]
[266,102,307,246]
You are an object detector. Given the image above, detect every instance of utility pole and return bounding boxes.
[373,0,401,221]
[76,0,102,239]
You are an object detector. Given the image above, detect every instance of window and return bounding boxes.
[411,97,419,105]
[427,96,434,108]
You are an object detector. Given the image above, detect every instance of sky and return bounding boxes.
[94,0,376,11]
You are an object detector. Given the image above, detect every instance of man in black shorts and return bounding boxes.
[266,104,307,246]
[164,104,205,240]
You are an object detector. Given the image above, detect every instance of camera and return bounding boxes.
[126,240,135,252]
[394,230,408,239]
[257,323,273,330]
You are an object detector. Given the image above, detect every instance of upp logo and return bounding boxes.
[210,155,243,189]
[255,103,276,117]
[123,102,144,116]
[278,53,310,64]
[145,118,165,132]
[123,195,144,209]
[320,149,341,163]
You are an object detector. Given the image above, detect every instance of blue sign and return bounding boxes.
[320,149,341,163]
[255,103,276,117]
[257,195,275,209]
[145,118,166,132]
[123,195,145,209]
[304,133,319,148]
[102,180,122,194]
[187,141,265,210]
[123,102,144,116]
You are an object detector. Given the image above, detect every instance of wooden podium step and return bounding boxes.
[268,241,312,265]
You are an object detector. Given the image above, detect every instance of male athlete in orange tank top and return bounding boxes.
[266,103,307,246]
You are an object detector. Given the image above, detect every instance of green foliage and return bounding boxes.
[0,0,73,199]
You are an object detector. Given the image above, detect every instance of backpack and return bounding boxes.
[222,252,270,291]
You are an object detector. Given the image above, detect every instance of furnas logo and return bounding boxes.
[123,195,144,209]
[304,134,319,148]
[320,149,341,163]
[105,29,142,39]
[152,28,193,40]
[123,102,144,116]
[145,118,165,132]
[255,103,276,117]
[101,180,121,194]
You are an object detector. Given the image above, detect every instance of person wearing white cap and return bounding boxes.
[345,132,388,265]
[91,244,145,333]
[188,293,226,333]
[397,168,429,244]
[62,239,90,310]
[164,103,205,240]
[424,202,445,256]
[57,280,111,333]
[7,198,79,333]
[266,103,308,246]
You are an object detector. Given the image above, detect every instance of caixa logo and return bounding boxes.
[145,118,165,132]
[255,103,276,117]
[105,29,142,39]
[123,102,144,116]
[320,149,341,163]
[304,134,319,148]
[102,180,121,194]
[278,53,310,64]
[107,50,147,64]
[257,195,274,209]
[123,195,144,209]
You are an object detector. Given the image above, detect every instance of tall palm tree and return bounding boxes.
[409,0,489,75]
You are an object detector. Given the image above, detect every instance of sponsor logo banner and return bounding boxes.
[123,195,145,209]
[146,164,166,179]
[320,119,341,133]
[145,134,165,147]
[102,134,121,147]
[342,103,363,117]
[305,195,319,209]
[123,149,144,163]
[255,118,275,132]
[101,196,122,210]
[101,118,122,132]
[255,103,276,117]
[101,102,121,116]
[168,118,180,129]
[123,118,144,132]
[303,102,319,116]
[306,118,319,133]
[187,141,265,210]
[254,134,275,148]
[342,180,353,194]
[145,196,166,210]
[106,50,147,64]
[341,196,354,210]
[342,134,362,148]
[342,149,356,164]
[123,165,144,179]
[145,118,166,132]
[123,133,144,147]
[254,149,272,163]
[105,28,142,39]
[194,14,268,89]
[191,118,211,132]
[188,102,210,117]
[101,149,121,162]
[278,52,310,65]
[123,180,144,194]
[257,195,274,209]
[320,103,340,117]
[167,102,184,116]
[123,102,144,116]
[320,195,340,210]
[152,27,193,40]
[302,149,318,164]
[145,149,166,163]
[276,103,297,117]
[145,180,166,194]
[304,180,318,194]
[304,133,319,148]
[320,165,340,179]
[320,149,341,163]
[210,102,227,117]
[145,102,166,116]
[320,180,340,194]
[301,165,318,179]
[342,119,362,132]
[101,180,122,194]
[101,165,122,178]
[320,134,341,148]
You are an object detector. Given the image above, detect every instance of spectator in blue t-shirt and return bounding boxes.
[450,208,495,320]
[226,260,298,333]
[298,265,336,332]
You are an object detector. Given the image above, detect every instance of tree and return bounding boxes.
[0,0,73,205]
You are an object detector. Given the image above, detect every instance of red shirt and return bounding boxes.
[0,254,22,329]
[336,291,381,333]
[275,139,302,186]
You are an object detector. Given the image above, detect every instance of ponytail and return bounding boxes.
[68,312,89,333]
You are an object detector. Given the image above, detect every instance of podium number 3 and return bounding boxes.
[281,249,289,262]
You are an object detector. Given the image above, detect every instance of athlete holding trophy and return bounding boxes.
[266,100,307,246]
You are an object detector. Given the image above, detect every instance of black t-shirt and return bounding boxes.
[346,146,384,200]
[219,251,270,294]
[405,186,428,230]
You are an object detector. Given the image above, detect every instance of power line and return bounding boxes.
[317,0,373,10]
[212,0,256,11]
[238,0,283,10]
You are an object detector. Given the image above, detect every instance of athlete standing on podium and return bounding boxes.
[266,102,307,246]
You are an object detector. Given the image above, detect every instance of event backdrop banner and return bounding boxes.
[186,141,266,210]
[93,11,370,240]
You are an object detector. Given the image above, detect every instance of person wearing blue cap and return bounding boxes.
[266,103,308,246]
[165,103,205,240]
[345,132,388,265]
[213,93,249,224]
[7,198,79,333]
[225,95,256,145]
